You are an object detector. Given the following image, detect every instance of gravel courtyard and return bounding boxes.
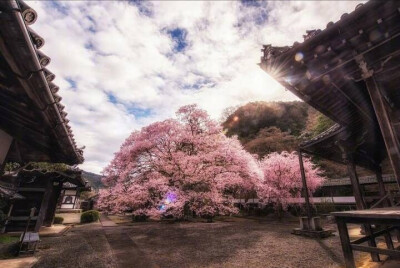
[32,217,394,268]
[125,218,344,268]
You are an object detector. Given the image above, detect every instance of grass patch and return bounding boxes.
[0,235,19,244]
[0,235,19,259]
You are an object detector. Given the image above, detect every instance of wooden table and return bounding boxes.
[332,207,400,268]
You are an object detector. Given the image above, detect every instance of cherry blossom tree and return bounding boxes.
[258,151,324,217]
[98,104,262,221]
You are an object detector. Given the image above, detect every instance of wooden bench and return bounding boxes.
[19,232,40,254]
[332,207,400,268]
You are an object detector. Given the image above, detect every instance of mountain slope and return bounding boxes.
[82,171,103,190]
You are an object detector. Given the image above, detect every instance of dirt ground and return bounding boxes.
[31,216,398,268]
[126,218,345,268]
[33,223,116,268]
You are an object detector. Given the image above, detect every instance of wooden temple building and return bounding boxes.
[1,165,89,232]
[260,1,400,267]
[0,0,85,232]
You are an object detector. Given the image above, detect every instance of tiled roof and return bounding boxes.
[0,181,24,199]
[260,3,368,63]
[0,0,84,164]
[300,123,342,147]
[259,1,400,170]
[3,163,89,188]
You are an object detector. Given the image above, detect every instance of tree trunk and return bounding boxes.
[277,203,283,221]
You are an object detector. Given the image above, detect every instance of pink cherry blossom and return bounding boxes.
[258,151,325,210]
[98,104,262,219]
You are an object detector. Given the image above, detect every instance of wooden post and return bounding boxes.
[34,179,54,232]
[346,159,366,209]
[298,149,313,224]
[375,168,395,249]
[43,181,63,227]
[337,217,356,268]
[375,168,390,207]
[0,129,13,172]
[345,154,380,261]
[1,202,14,233]
[364,75,400,188]
[18,207,36,256]
[73,188,79,209]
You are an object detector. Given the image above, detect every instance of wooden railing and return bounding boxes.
[369,191,399,209]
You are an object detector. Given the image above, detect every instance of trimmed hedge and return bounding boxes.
[53,216,64,224]
[80,210,100,223]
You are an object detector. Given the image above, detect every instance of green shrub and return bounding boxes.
[53,216,64,224]
[80,210,100,223]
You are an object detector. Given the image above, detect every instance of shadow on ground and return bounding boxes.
[124,218,345,268]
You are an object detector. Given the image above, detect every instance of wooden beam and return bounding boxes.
[364,75,400,188]
[0,93,43,127]
[351,226,396,245]
[17,188,46,192]
[351,244,400,258]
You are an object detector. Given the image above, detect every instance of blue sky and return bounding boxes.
[168,28,188,52]
[29,0,364,173]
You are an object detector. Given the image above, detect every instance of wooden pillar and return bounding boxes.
[364,75,400,188]
[43,181,63,227]
[1,202,14,233]
[346,157,366,209]
[375,168,395,249]
[0,129,13,172]
[298,149,313,222]
[34,179,54,232]
[345,152,380,261]
[337,217,356,268]
[73,188,79,209]
[375,168,390,207]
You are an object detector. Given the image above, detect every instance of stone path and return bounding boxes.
[100,214,118,227]
[0,256,37,268]
[100,214,157,268]
[39,225,71,237]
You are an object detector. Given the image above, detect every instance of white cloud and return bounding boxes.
[28,0,364,173]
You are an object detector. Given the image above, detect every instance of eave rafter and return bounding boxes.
[0,0,84,164]
[260,1,400,170]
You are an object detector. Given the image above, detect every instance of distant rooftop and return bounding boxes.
[323,174,396,187]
